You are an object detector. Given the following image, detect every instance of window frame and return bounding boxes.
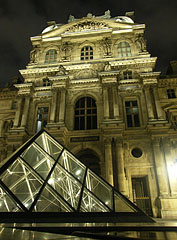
[45,49,57,64]
[35,105,50,133]
[124,99,141,128]
[80,46,93,61]
[74,97,97,130]
[167,89,176,99]
[117,41,132,58]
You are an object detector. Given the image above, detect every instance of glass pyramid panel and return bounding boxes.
[85,169,113,210]
[33,185,72,212]
[0,158,44,210]
[21,143,55,179]
[114,192,136,212]
[47,163,82,210]
[0,186,21,212]
[58,150,86,183]
[35,132,63,160]
[80,188,110,212]
[0,130,150,219]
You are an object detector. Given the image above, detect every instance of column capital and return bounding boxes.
[104,138,112,145]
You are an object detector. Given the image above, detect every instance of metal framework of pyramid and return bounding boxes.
[0,130,152,223]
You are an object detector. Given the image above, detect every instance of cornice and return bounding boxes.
[158,77,177,86]
[14,83,34,96]
[119,79,139,85]
[19,67,59,77]
[98,70,119,78]
[111,57,157,68]
[70,78,99,85]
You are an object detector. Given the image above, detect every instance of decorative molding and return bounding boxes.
[65,21,109,33]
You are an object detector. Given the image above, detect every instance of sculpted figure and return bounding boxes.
[57,65,67,75]
[104,62,111,71]
[68,15,75,23]
[102,37,112,56]
[135,34,147,52]
[61,42,72,61]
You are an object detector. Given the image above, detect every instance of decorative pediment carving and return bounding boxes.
[73,69,97,79]
[66,21,109,33]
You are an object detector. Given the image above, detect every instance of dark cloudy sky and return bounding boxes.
[0,0,177,87]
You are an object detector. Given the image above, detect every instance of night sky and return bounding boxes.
[0,0,177,87]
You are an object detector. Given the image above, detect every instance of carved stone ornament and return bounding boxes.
[101,37,112,57]
[60,42,72,61]
[30,45,41,63]
[73,68,97,79]
[104,62,111,71]
[66,21,109,33]
[135,34,147,52]
[56,65,67,75]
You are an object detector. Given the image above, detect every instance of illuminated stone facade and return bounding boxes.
[0,11,177,218]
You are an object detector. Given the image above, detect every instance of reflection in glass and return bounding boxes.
[114,192,136,212]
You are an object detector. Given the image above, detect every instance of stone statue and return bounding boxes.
[135,34,147,52]
[60,42,72,61]
[30,45,40,63]
[102,37,112,57]
[57,65,67,75]
[104,62,111,71]
[104,10,111,19]
[68,15,75,23]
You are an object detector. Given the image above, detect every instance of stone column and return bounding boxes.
[0,120,4,137]
[104,138,113,185]
[21,96,30,127]
[163,139,177,195]
[115,138,127,195]
[152,139,169,196]
[13,97,23,127]
[112,86,120,120]
[103,86,109,119]
[153,87,165,120]
[144,87,154,120]
[50,90,58,123]
[59,89,66,123]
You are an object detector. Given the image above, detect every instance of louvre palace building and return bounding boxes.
[0,10,177,220]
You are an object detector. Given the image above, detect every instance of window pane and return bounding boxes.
[127,115,133,127]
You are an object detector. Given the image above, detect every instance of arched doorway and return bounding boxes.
[76,149,101,175]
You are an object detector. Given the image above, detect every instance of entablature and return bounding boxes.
[14,83,34,96]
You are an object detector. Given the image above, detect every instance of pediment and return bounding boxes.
[41,18,133,38]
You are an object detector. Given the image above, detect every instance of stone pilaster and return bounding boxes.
[163,139,177,195]
[104,138,113,186]
[103,86,109,119]
[144,87,154,120]
[13,97,23,127]
[153,87,165,120]
[152,138,169,196]
[21,96,30,127]
[112,86,120,120]
[59,89,66,123]
[115,138,127,195]
[50,90,58,123]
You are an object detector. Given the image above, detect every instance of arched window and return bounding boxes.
[45,49,57,64]
[81,46,93,60]
[74,97,97,130]
[76,149,101,175]
[118,41,131,57]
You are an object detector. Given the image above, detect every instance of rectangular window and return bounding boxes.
[36,107,49,132]
[167,89,176,99]
[125,100,140,127]
[123,71,132,80]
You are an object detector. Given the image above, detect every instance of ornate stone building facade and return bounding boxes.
[0,11,177,219]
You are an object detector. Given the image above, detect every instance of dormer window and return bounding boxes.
[123,71,132,79]
[45,49,57,64]
[81,46,93,60]
[118,42,131,57]
[43,78,51,87]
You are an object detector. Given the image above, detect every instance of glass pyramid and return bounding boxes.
[0,130,144,214]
